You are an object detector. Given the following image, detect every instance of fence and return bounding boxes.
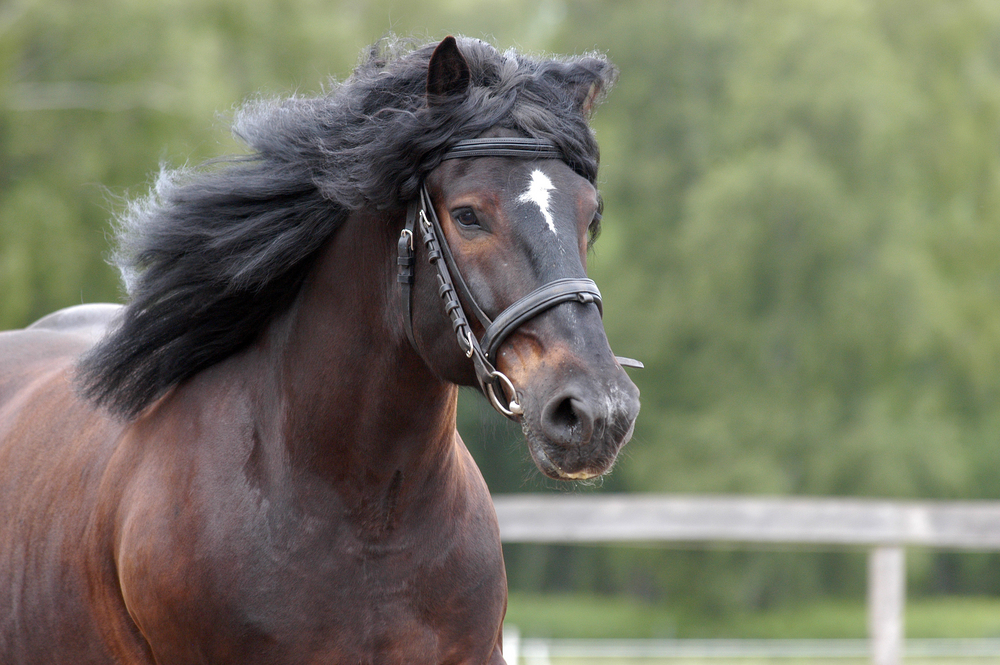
[492,494,1000,665]
[505,635,1000,663]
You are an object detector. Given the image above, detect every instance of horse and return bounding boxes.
[0,36,640,664]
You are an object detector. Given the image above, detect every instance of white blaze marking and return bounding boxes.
[517,169,557,235]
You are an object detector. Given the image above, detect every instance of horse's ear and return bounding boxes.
[567,56,618,117]
[427,36,471,105]
[578,82,602,116]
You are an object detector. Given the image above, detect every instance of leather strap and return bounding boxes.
[441,138,562,161]
[397,200,418,351]
[481,278,602,363]
[416,189,475,358]
[419,186,492,331]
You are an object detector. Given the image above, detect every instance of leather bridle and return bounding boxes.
[397,138,640,420]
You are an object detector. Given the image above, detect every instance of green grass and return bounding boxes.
[506,591,681,639]
[505,592,1000,639]
[907,597,1000,638]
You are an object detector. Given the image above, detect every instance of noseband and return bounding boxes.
[397,138,640,420]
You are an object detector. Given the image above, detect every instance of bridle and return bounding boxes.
[397,137,640,420]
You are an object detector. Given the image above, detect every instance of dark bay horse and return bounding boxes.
[0,37,639,664]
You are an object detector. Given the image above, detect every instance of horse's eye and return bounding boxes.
[453,208,480,228]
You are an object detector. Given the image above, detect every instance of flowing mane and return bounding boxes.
[76,36,617,420]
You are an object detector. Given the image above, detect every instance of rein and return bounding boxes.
[397,138,640,420]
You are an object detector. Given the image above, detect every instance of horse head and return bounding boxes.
[404,38,640,480]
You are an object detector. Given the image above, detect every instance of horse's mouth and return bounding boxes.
[522,417,635,481]
[500,338,641,481]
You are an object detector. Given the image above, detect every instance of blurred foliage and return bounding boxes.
[4,0,1000,619]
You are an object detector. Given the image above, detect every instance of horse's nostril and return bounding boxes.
[541,394,594,447]
[552,397,578,428]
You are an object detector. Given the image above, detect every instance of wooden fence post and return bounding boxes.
[868,546,905,665]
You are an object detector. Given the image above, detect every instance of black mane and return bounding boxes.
[77,36,617,420]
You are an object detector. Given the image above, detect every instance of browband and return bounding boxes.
[441,138,562,161]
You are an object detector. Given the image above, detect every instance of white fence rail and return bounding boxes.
[492,495,1000,665]
[506,634,1000,662]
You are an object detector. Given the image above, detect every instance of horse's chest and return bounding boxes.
[151,515,506,663]
[293,535,503,660]
[116,442,506,663]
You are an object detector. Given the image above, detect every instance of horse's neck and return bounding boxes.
[256,209,460,512]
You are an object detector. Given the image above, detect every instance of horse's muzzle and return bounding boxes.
[519,360,640,481]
